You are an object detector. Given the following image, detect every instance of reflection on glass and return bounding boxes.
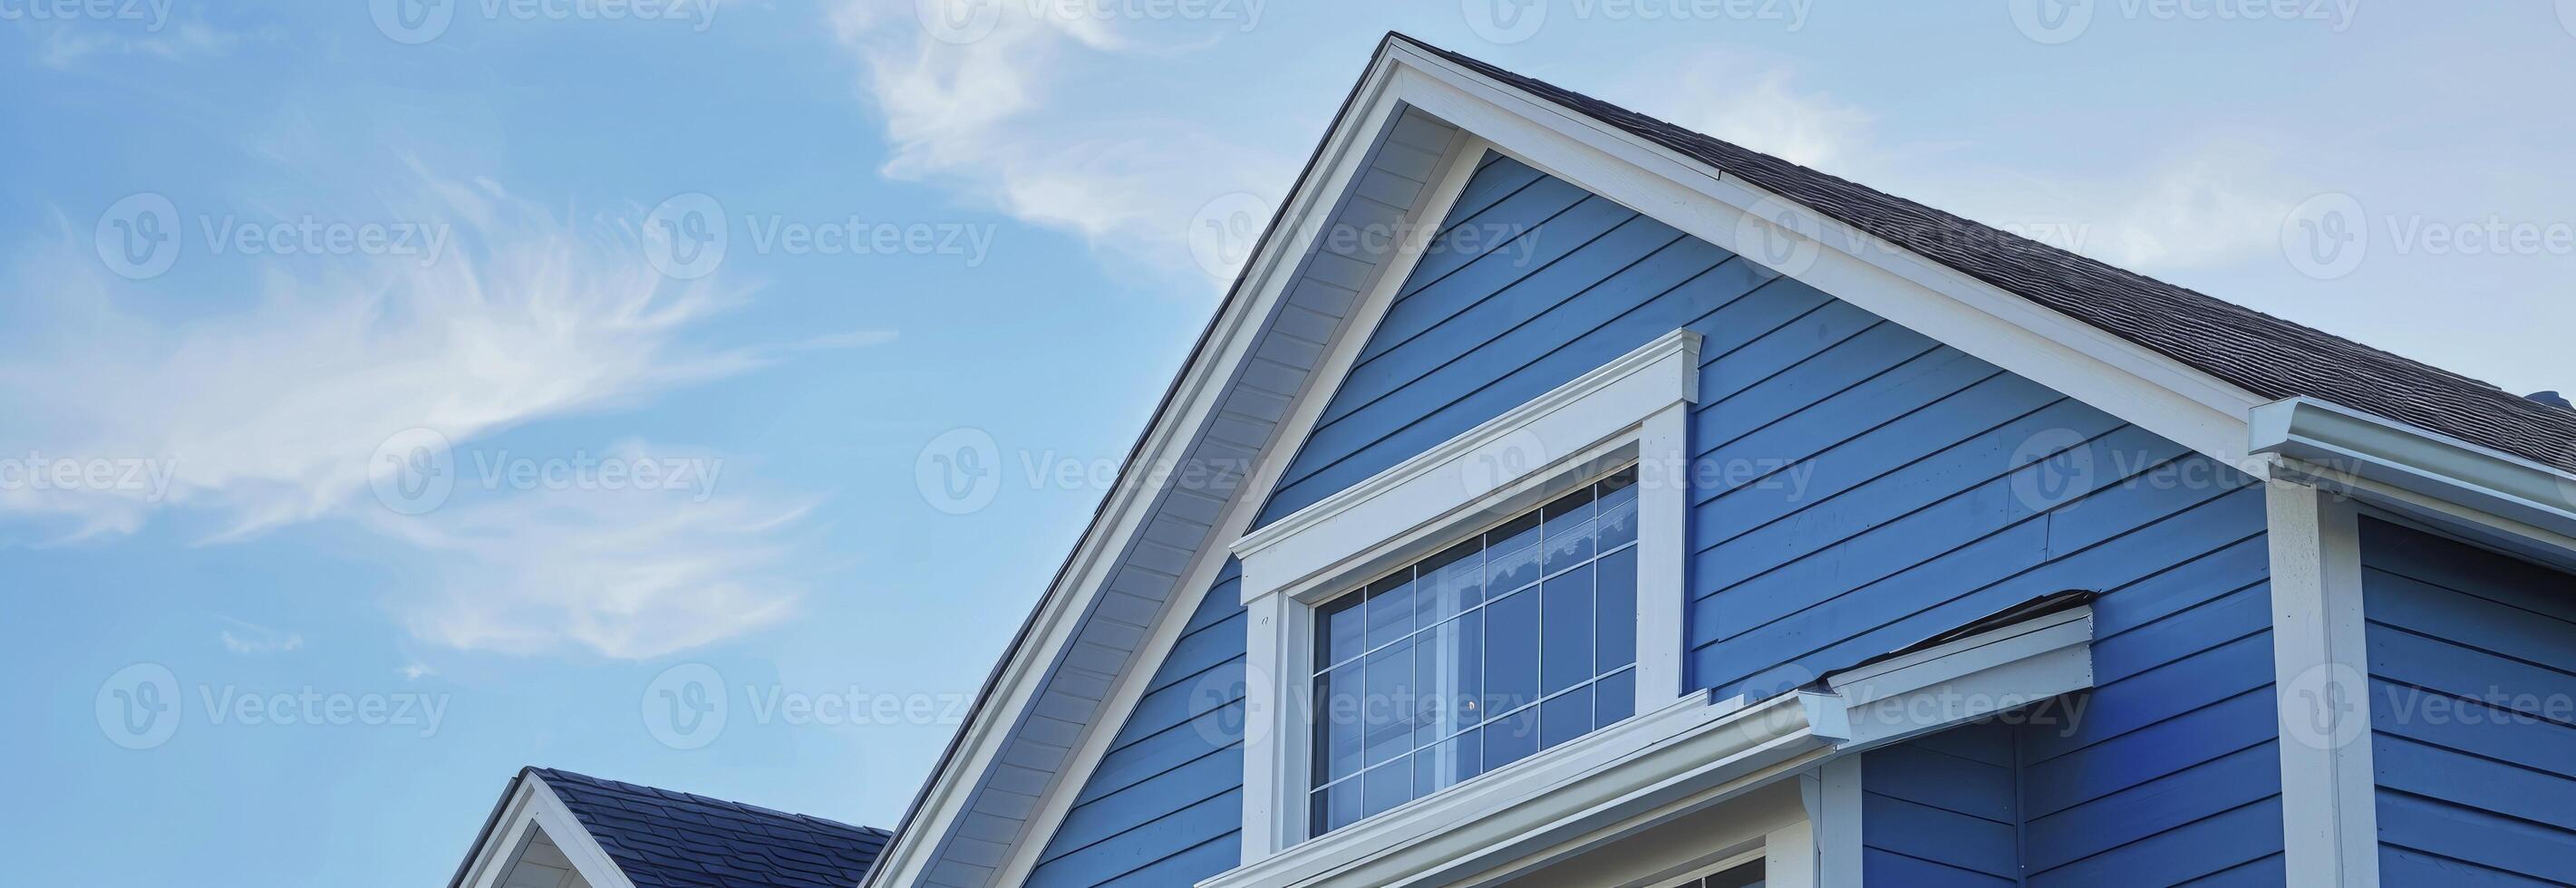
[1308,468,1645,836]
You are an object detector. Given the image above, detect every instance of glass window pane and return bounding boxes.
[1416,539,1484,623]
[1482,585,1540,715]
[1594,668,1635,726]
[1362,641,1414,767]
[1484,703,1539,771]
[1315,667,1364,783]
[1364,571,1415,650]
[1540,684,1593,750]
[1310,778,1363,836]
[1318,594,1366,668]
[1484,512,1542,593]
[1703,860,1765,888]
[1362,758,1412,819]
[1414,612,1482,748]
[1414,728,1482,796]
[1594,545,1637,673]
[1597,471,1639,551]
[1541,487,1597,573]
[1540,564,1593,695]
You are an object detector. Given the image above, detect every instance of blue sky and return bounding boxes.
[5,2,2572,884]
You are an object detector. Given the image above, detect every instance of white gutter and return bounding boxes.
[2249,397,2576,541]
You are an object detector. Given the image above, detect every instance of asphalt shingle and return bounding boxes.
[531,767,889,888]
[1396,34,2576,476]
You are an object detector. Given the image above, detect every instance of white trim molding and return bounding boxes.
[2252,396,2576,545]
[1825,603,2096,751]
[1232,329,1700,860]
[1201,602,2097,887]
[452,773,638,888]
[2265,480,2380,888]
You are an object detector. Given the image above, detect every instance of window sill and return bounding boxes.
[1199,690,1841,888]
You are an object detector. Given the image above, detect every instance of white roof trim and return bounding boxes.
[2253,395,2576,545]
[451,773,638,888]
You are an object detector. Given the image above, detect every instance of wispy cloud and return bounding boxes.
[828,2,1293,285]
[372,441,812,660]
[0,166,882,659]
[218,616,305,655]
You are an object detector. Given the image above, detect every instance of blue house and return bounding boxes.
[473,34,2576,888]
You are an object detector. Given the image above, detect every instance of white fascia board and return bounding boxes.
[1233,328,1700,602]
[455,775,638,888]
[859,49,1435,888]
[1204,604,2097,888]
[1377,43,2270,478]
[2252,395,2576,545]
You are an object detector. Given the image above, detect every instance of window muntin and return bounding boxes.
[1308,467,1641,835]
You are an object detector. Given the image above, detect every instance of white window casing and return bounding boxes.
[1231,328,1701,860]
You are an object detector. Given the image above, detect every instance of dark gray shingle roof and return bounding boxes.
[1396,34,2576,476]
[531,767,889,888]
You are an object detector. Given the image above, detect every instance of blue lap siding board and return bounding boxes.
[1031,155,2285,886]
[2360,519,2576,886]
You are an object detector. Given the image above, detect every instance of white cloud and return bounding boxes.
[1626,54,2297,275]
[373,441,812,660]
[828,1,1293,285]
[218,616,305,655]
[0,169,880,659]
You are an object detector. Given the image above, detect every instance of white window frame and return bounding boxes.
[1231,328,1701,859]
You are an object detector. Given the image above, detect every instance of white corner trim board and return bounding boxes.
[2252,395,2576,545]
[1200,604,2098,887]
[2264,481,2381,888]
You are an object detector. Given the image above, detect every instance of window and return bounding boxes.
[1306,468,1641,835]
[1232,328,1699,858]
[1657,858,1766,888]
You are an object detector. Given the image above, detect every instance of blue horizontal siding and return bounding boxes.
[2360,518,2576,884]
[1862,723,2019,884]
[1027,565,1246,888]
